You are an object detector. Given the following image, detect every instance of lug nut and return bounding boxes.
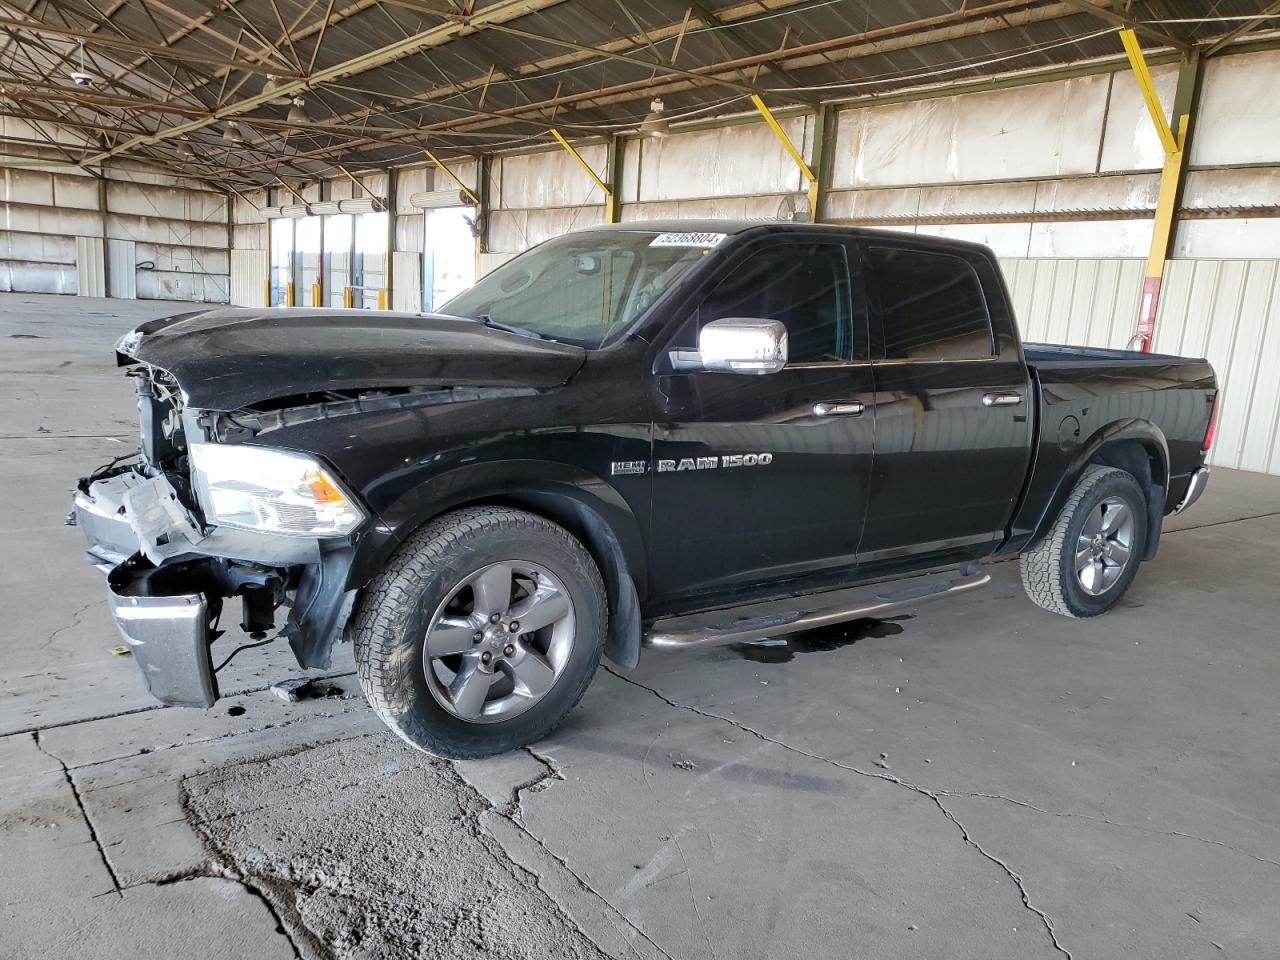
[473,631,484,643]
[508,621,520,632]
[503,644,515,657]
[480,651,492,664]
[490,612,501,623]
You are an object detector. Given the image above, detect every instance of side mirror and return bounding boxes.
[670,318,789,375]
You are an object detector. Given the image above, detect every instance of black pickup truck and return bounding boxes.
[73,221,1217,758]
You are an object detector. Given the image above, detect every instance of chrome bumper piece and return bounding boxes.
[1174,466,1210,514]
[108,582,218,708]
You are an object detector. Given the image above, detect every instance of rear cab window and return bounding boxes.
[863,245,996,361]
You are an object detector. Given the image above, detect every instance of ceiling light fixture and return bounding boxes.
[286,97,309,124]
[262,75,292,106]
[639,98,668,138]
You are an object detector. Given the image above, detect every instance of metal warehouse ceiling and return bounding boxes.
[0,0,1277,188]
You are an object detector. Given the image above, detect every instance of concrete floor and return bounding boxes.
[3,291,1279,960]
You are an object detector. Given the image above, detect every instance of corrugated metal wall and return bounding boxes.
[74,237,103,298]
[229,250,266,307]
[1001,257,1280,475]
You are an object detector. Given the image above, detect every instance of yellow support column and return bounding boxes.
[286,281,296,307]
[342,286,355,308]
[1120,29,1196,352]
[377,289,389,310]
[311,283,322,306]
[751,95,819,221]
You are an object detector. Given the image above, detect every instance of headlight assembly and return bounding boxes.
[189,443,364,537]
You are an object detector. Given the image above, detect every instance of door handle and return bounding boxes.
[813,400,865,417]
[982,392,1023,407]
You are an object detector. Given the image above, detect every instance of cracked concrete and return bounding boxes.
[4,291,1280,959]
[602,666,1074,959]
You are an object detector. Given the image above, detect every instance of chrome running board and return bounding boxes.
[642,567,990,649]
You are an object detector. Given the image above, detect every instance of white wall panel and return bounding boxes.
[0,260,75,294]
[1191,49,1280,167]
[488,205,605,254]
[395,166,431,215]
[1099,65,1178,173]
[635,117,809,201]
[1173,219,1280,259]
[832,73,1108,189]
[496,147,607,209]
[391,251,421,312]
[621,194,794,223]
[1027,219,1153,258]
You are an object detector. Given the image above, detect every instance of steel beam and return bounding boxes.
[605,134,623,223]
[811,103,836,224]
[1060,0,1191,53]
[0,15,301,75]
[1205,0,1280,57]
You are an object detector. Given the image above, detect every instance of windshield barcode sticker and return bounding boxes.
[650,232,727,248]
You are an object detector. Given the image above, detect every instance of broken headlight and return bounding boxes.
[189,443,364,537]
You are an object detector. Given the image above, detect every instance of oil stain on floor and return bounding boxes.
[726,616,911,664]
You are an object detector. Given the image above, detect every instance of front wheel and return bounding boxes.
[353,507,607,758]
[1019,465,1148,618]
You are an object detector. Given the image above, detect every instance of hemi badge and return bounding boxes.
[611,460,649,476]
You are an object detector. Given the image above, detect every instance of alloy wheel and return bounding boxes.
[422,561,576,722]
[1075,496,1135,596]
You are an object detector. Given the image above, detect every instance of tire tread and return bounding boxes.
[1019,465,1138,619]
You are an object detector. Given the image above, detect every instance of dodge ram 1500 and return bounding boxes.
[73,221,1217,757]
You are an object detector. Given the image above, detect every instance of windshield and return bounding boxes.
[439,230,717,348]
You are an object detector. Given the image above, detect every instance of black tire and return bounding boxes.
[352,506,607,758]
[1019,464,1148,619]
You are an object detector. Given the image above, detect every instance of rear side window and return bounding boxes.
[696,243,852,363]
[866,246,994,361]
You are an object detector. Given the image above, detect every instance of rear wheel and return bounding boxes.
[1019,465,1147,618]
[353,507,607,758]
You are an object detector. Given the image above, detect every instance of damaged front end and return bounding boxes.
[73,364,362,709]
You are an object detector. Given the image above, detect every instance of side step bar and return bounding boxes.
[642,566,990,649]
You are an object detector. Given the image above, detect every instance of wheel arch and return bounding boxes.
[348,460,647,670]
[1029,419,1170,560]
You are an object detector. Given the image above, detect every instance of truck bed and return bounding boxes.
[1023,342,1200,369]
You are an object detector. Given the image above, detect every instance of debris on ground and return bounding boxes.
[269,676,346,703]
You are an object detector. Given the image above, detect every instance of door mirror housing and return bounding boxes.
[670,318,789,375]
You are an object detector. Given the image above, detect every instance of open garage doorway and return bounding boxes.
[423,206,476,311]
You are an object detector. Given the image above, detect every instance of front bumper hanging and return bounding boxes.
[74,470,224,708]
[108,577,218,708]
[72,465,358,709]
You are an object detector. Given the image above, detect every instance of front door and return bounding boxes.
[858,239,1033,570]
[647,237,877,610]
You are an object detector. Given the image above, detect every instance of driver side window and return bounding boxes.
[696,242,853,363]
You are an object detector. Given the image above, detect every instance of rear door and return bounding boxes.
[857,239,1033,569]
[647,235,876,608]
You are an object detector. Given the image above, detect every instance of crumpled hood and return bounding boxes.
[120,308,586,411]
